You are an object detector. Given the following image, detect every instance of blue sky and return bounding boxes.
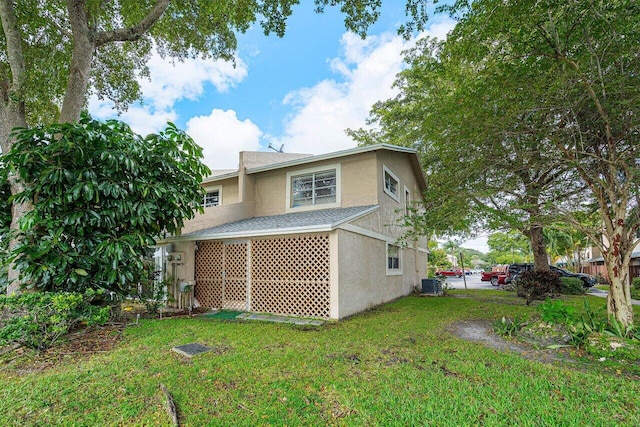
[88,3,491,251]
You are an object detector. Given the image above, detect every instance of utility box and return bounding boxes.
[421,278,441,295]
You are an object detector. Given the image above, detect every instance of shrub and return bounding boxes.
[2,115,210,295]
[559,277,585,295]
[536,298,577,324]
[631,277,640,300]
[493,315,525,337]
[515,270,561,305]
[0,290,109,352]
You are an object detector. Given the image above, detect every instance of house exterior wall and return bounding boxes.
[336,229,417,318]
[346,150,428,252]
[251,153,379,217]
[181,201,254,235]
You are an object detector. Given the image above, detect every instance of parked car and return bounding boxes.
[481,266,508,285]
[551,266,596,288]
[506,263,534,284]
[437,269,463,278]
[506,263,596,288]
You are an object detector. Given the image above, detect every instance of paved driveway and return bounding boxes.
[443,274,497,290]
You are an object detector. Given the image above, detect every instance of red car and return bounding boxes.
[437,269,463,278]
[481,269,508,285]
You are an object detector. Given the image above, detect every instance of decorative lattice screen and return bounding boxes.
[221,242,248,311]
[194,241,223,308]
[251,234,330,318]
[194,234,330,318]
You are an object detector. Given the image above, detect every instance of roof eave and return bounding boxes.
[245,144,418,175]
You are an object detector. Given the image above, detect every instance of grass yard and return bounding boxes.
[1,290,639,426]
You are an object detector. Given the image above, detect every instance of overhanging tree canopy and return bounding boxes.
[354,0,640,326]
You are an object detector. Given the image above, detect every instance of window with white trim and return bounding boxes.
[383,165,400,202]
[404,186,411,215]
[290,169,337,208]
[203,188,221,207]
[387,243,402,274]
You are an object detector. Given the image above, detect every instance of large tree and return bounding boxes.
[351,35,574,272]
[1,0,435,293]
[357,0,640,326]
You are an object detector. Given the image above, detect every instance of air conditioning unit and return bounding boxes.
[421,278,441,295]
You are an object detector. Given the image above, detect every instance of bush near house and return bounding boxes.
[1,115,209,296]
[559,277,586,295]
[632,277,640,300]
[0,290,109,352]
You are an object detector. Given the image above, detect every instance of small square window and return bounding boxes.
[286,164,341,212]
[203,189,220,207]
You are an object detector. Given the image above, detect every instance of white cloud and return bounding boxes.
[89,52,248,136]
[186,109,262,170]
[139,54,247,111]
[271,17,457,155]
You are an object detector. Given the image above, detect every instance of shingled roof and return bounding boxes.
[171,205,379,241]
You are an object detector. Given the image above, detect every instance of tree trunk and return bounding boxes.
[1,0,29,294]
[527,225,549,271]
[61,0,96,123]
[602,222,634,328]
[1,107,28,295]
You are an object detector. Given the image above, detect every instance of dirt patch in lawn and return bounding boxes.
[449,319,573,365]
[1,324,126,375]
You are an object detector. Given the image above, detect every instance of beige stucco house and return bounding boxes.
[162,144,429,320]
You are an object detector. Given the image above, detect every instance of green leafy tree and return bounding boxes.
[355,0,639,326]
[486,232,531,266]
[426,240,450,276]
[350,34,575,272]
[2,114,209,294]
[440,0,640,327]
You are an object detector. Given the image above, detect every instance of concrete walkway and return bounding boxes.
[587,288,640,306]
[236,312,324,325]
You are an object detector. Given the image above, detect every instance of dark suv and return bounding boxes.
[506,263,534,283]
[507,263,595,288]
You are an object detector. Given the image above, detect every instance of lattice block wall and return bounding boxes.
[222,242,248,310]
[195,241,223,308]
[251,235,330,318]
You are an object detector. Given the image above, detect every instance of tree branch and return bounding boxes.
[93,0,171,46]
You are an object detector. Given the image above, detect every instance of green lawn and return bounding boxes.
[1,291,639,426]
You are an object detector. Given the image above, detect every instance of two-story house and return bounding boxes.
[162,144,428,320]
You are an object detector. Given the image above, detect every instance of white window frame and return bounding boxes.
[202,185,222,208]
[286,163,341,212]
[383,165,400,203]
[404,185,411,216]
[386,243,402,275]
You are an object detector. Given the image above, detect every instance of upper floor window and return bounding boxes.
[291,169,336,207]
[203,187,221,207]
[404,186,411,215]
[383,165,400,202]
[286,164,341,211]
